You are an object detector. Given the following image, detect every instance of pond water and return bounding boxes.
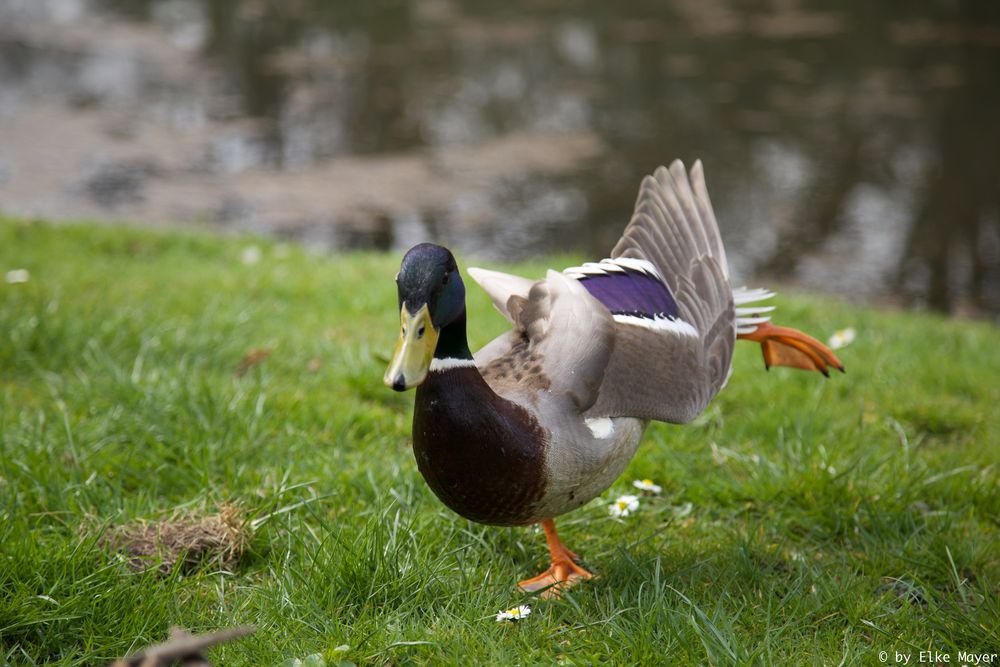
[2,0,999,317]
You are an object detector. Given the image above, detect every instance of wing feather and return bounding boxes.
[588,160,735,422]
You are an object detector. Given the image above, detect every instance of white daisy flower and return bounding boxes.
[827,327,856,350]
[241,245,262,265]
[5,269,29,284]
[495,604,531,622]
[609,494,640,518]
[632,478,662,494]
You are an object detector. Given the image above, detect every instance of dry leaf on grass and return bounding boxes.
[235,348,271,377]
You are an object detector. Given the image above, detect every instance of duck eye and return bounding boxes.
[442,272,450,285]
[417,325,425,338]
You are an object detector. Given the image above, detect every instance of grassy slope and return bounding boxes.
[0,219,997,666]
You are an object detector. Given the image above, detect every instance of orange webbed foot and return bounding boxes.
[519,518,594,599]
[517,558,594,599]
[738,321,845,376]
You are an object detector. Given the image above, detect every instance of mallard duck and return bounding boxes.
[383,160,843,596]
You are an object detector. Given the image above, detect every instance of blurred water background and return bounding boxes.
[1,0,999,317]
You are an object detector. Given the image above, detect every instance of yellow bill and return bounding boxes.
[384,304,438,391]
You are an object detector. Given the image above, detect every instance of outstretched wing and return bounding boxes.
[579,160,735,423]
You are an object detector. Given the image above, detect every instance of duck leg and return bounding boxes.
[517,518,593,598]
[738,321,845,376]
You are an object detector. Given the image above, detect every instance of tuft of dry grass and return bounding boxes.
[101,503,250,575]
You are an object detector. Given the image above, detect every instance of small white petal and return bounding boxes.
[241,245,262,265]
[632,479,662,494]
[827,327,856,350]
[5,269,29,284]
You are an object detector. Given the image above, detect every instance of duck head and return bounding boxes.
[384,243,466,391]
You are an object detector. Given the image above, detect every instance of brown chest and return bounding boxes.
[412,368,549,526]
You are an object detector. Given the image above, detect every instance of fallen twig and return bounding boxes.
[111,625,256,667]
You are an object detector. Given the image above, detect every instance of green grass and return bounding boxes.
[1,218,998,666]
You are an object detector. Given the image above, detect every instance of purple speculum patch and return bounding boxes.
[578,268,680,320]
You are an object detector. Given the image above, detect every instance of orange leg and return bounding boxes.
[517,519,593,598]
[738,321,845,376]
